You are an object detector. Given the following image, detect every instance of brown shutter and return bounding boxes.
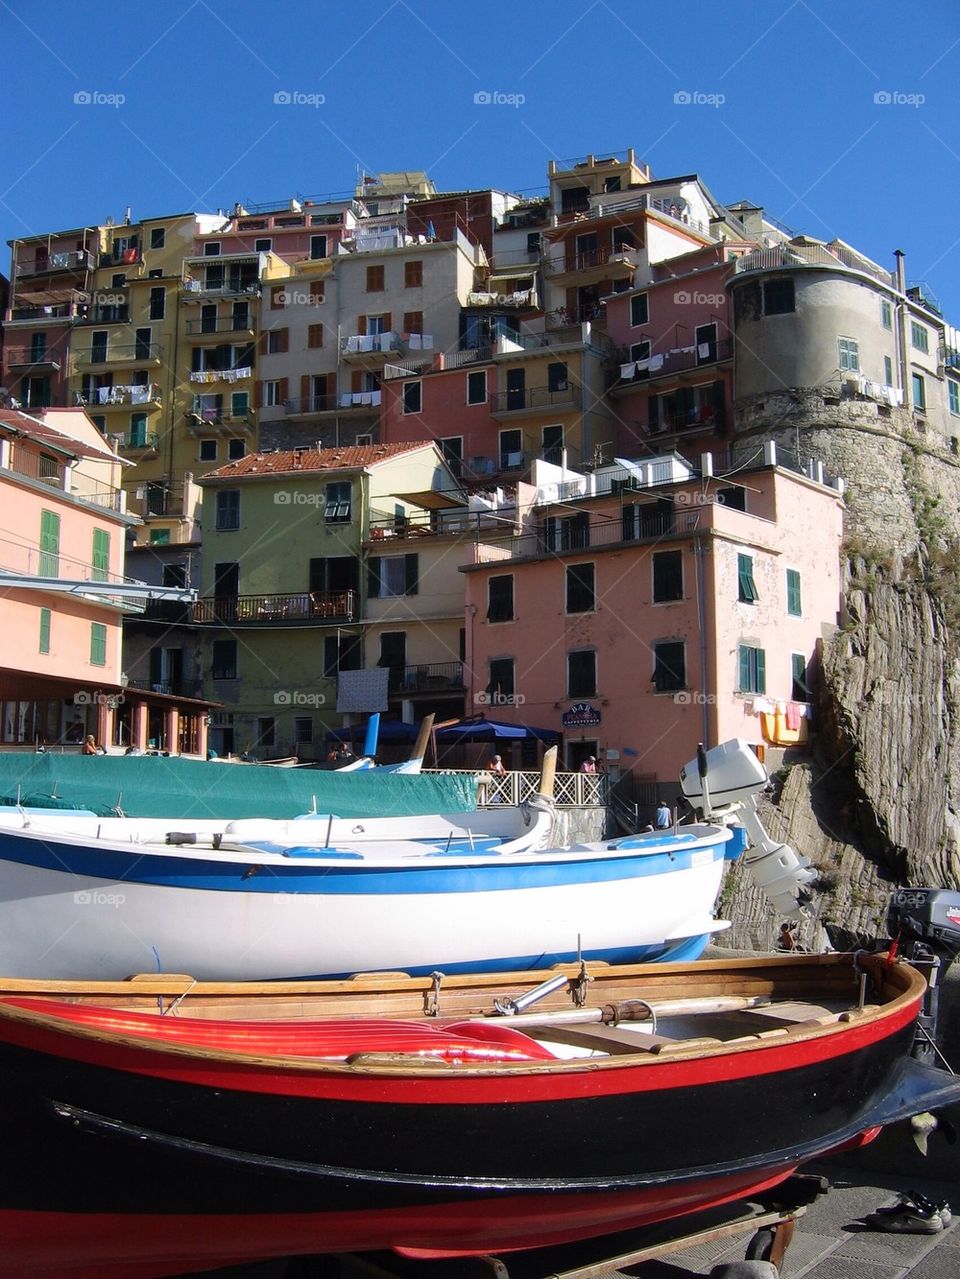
[258,332,268,356]
[280,327,289,353]
[357,315,367,336]
[351,370,362,392]
[254,380,262,409]
[300,375,309,410]
[279,378,288,405]
[382,312,391,333]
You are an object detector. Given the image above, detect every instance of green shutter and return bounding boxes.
[755,648,766,694]
[92,528,110,582]
[367,556,382,599]
[90,622,107,667]
[39,608,51,654]
[404,553,419,596]
[39,510,60,577]
[738,553,758,603]
[739,645,750,691]
[786,568,801,616]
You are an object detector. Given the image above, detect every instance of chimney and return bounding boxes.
[124,207,132,225]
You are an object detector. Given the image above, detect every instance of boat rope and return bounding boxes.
[162,979,198,1018]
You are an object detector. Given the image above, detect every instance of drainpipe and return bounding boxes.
[695,533,710,749]
[894,250,908,406]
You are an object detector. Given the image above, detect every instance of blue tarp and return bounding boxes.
[435,717,560,743]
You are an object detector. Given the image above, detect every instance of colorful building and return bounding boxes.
[461,447,844,789]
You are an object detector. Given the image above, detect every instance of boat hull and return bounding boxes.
[0,825,729,979]
[0,992,938,1277]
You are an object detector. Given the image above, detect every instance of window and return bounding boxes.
[487,574,514,622]
[912,372,926,411]
[39,509,60,576]
[402,381,422,414]
[215,489,240,530]
[738,644,766,694]
[228,438,246,460]
[148,268,163,279]
[231,391,249,418]
[111,273,126,287]
[838,337,859,371]
[786,568,802,617]
[366,265,384,292]
[467,370,486,405]
[323,634,361,676]
[324,481,351,523]
[294,717,313,744]
[149,287,165,320]
[547,361,568,392]
[150,227,165,249]
[254,238,272,252]
[404,260,422,287]
[884,355,894,386]
[92,528,110,582]
[369,553,418,598]
[566,563,595,613]
[90,622,107,667]
[567,650,597,698]
[267,328,288,354]
[881,299,892,330]
[270,286,285,309]
[212,639,237,680]
[163,563,187,588]
[308,281,325,304]
[526,230,541,255]
[763,278,795,315]
[652,550,683,602]
[488,657,515,699]
[310,234,327,260]
[737,553,758,603]
[950,380,960,416]
[204,242,221,256]
[791,652,810,701]
[263,380,282,407]
[911,321,929,354]
[630,293,649,327]
[630,339,651,363]
[378,632,406,670]
[199,439,218,462]
[653,641,685,693]
[307,323,324,349]
[39,608,51,655]
[150,528,170,545]
[256,718,276,748]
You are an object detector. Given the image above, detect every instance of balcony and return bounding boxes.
[15,249,95,277]
[8,303,77,323]
[118,432,160,456]
[544,245,639,287]
[75,306,130,325]
[340,331,403,362]
[472,509,702,564]
[185,316,258,341]
[368,508,499,540]
[608,339,734,392]
[75,384,161,410]
[283,394,338,417]
[466,288,538,310]
[387,662,464,694]
[3,347,62,372]
[489,386,579,418]
[493,323,613,358]
[74,342,163,369]
[733,242,895,287]
[647,404,727,438]
[188,366,253,385]
[126,676,203,697]
[185,411,253,434]
[193,590,359,625]
[4,445,66,488]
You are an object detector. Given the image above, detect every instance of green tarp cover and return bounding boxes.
[0,754,476,820]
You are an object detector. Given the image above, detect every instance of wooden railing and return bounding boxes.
[425,768,607,809]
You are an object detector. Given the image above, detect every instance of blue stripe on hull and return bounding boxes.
[0,832,726,896]
[282,934,713,979]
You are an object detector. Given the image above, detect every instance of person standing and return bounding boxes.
[655,800,672,829]
[579,756,597,774]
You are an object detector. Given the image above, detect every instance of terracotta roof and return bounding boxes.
[200,440,437,482]
[0,408,124,463]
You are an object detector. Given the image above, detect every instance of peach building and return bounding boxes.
[461,446,844,793]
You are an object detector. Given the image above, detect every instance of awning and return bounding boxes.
[395,490,466,510]
[16,288,85,306]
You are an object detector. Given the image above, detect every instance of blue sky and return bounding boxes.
[2,0,959,320]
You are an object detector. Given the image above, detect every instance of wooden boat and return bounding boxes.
[0,951,956,1279]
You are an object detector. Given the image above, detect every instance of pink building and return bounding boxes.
[604,242,754,459]
[461,447,844,796]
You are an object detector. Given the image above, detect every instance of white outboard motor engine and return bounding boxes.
[680,740,817,917]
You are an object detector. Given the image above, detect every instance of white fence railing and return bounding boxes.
[424,768,607,809]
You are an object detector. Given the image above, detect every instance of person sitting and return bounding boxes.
[82,735,100,756]
[487,754,507,776]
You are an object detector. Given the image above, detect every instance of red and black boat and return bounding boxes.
[0,948,957,1279]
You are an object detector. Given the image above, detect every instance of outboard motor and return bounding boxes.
[887,888,960,1064]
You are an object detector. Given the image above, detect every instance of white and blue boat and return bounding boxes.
[0,741,812,981]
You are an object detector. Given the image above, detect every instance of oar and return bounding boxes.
[410,713,435,766]
[538,744,558,799]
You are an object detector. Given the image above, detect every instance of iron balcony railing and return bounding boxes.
[368,508,509,540]
[490,386,579,414]
[15,249,95,276]
[119,433,159,452]
[3,347,62,369]
[193,590,359,624]
[75,342,163,364]
[610,338,734,387]
[387,662,464,693]
[475,510,702,562]
[5,446,66,487]
[733,242,895,286]
[544,246,638,275]
[185,316,257,335]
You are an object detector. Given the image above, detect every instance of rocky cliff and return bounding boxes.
[721,394,960,949]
